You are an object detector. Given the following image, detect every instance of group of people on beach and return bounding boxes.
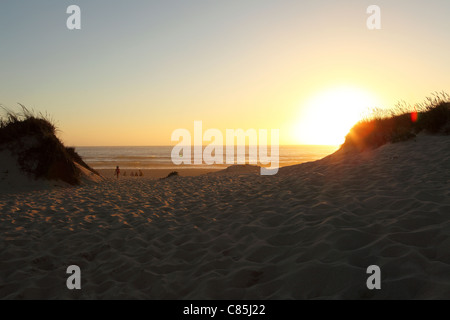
[114,166,143,179]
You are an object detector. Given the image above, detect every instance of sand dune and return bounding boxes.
[0,134,449,299]
[0,148,103,195]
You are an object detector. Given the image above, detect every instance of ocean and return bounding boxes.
[75,145,339,170]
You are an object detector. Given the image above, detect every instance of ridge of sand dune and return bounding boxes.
[0,134,449,299]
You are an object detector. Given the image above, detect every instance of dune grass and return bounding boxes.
[0,105,98,184]
[0,104,57,144]
[343,92,450,152]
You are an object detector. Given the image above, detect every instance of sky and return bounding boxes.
[0,0,449,146]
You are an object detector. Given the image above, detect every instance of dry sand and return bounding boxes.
[0,134,449,299]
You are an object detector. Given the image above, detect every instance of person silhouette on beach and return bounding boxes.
[115,166,120,179]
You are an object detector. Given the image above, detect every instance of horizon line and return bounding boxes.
[72,144,340,148]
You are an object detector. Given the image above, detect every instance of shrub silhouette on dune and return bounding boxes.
[159,171,179,180]
[342,92,450,152]
[0,105,99,185]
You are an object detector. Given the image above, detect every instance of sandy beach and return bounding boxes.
[97,168,223,180]
[0,134,449,299]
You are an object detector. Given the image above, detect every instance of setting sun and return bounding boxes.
[294,86,381,146]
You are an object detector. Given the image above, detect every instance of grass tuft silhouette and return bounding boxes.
[342,92,450,152]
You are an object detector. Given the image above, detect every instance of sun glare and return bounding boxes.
[294,86,380,145]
